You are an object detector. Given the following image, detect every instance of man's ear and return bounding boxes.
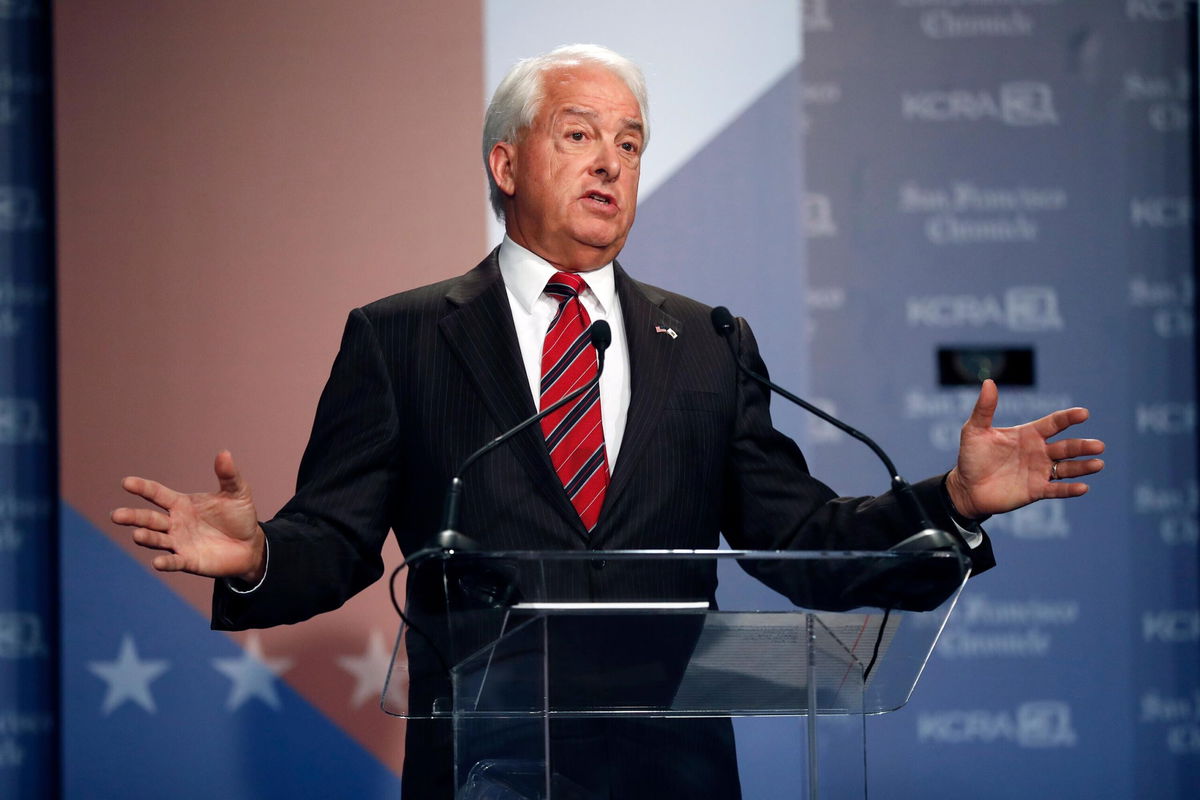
[488,141,517,198]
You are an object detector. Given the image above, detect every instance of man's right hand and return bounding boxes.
[112,450,267,585]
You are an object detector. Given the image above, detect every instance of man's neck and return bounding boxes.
[499,236,616,316]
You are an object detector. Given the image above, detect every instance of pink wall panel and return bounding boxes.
[55,0,485,773]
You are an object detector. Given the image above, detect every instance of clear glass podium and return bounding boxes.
[383,548,971,799]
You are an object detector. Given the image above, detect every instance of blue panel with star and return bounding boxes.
[60,502,401,799]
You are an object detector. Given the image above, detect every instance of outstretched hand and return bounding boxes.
[112,451,266,584]
[945,380,1104,520]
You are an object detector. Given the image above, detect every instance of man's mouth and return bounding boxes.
[584,192,615,206]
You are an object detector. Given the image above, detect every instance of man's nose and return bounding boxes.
[591,143,621,181]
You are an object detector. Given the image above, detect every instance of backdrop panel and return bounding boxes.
[0,2,56,797]
[802,3,1198,797]
[55,0,485,789]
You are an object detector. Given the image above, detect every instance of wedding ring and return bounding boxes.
[1051,461,1060,481]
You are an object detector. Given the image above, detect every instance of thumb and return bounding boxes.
[965,379,998,431]
[213,450,247,496]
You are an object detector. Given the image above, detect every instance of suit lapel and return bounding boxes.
[603,265,682,516]
[438,250,585,535]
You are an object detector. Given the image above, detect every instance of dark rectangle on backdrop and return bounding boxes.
[937,346,1035,387]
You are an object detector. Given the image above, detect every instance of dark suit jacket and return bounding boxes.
[212,249,994,796]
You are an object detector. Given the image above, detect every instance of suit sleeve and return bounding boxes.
[212,308,401,630]
[719,317,994,608]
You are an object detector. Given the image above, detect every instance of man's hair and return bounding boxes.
[482,43,650,221]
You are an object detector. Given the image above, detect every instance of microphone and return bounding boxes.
[710,306,958,553]
[436,319,612,545]
[589,316,612,352]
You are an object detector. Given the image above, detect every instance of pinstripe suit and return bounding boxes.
[212,249,993,796]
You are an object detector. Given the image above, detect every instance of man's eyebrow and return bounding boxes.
[560,106,599,120]
[620,117,645,136]
[558,107,645,135]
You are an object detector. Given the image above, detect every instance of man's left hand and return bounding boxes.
[944,379,1104,520]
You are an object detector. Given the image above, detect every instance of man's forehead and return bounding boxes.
[542,66,638,108]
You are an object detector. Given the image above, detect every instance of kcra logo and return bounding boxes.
[985,501,1070,540]
[1135,402,1195,435]
[1130,196,1191,228]
[0,612,46,659]
[906,287,1063,331]
[1142,609,1200,643]
[803,193,837,238]
[918,701,1078,747]
[902,82,1058,126]
[1126,0,1188,22]
[0,398,44,444]
[802,0,833,32]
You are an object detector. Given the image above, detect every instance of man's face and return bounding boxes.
[490,65,644,272]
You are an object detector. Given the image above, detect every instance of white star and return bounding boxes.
[211,633,293,711]
[336,630,394,708]
[87,634,170,715]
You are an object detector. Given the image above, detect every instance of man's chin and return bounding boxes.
[576,234,627,262]
[517,222,630,270]
[543,242,622,272]
[571,222,629,252]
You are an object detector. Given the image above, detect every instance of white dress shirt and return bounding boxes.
[498,236,631,470]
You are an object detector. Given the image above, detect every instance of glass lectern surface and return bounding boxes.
[382,548,970,799]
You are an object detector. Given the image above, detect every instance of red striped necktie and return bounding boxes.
[540,272,609,532]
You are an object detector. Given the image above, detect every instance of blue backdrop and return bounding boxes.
[0,2,56,797]
[799,3,1198,797]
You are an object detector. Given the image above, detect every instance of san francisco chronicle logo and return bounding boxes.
[902,81,1059,126]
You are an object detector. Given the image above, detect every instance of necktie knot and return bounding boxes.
[545,271,588,301]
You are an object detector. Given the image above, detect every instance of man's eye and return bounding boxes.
[569,131,584,141]
[621,142,639,153]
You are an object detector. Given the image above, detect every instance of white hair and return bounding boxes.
[482,44,650,220]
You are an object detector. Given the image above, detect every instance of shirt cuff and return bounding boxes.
[952,519,984,549]
[224,533,269,594]
[939,474,987,550]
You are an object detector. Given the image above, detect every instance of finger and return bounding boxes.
[1032,407,1089,439]
[1050,458,1105,481]
[964,379,998,430]
[1043,482,1090,500]
[150,553,187,572]
[1046,438,1105,461]
[111,506,170,531]
[214,450,245,496]
[131,527,175,552]
[121,476,181,510]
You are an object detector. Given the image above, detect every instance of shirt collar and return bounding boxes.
[498,236,616,315]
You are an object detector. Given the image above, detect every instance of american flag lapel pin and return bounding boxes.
[654,324,678,339]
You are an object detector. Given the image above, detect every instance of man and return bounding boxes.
[113,45,1104,797]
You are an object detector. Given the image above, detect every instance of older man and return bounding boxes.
[114,44,1103,797]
